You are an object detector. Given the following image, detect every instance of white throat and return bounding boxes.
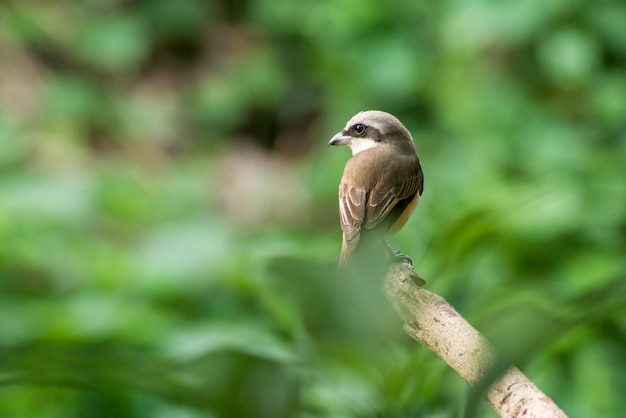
[349,138,379,156]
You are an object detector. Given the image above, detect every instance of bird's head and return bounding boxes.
[328,110,415,156]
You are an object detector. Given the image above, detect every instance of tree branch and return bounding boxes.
[384,262,568,418]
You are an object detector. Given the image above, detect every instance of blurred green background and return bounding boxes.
[0,1,624,417]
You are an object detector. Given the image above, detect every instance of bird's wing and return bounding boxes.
[364,171,423,230]
[339,168,423,250]
[339,181,367,249]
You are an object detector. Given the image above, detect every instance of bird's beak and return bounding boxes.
[328,132,351,146]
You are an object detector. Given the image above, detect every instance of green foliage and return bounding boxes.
[0,1,625,417]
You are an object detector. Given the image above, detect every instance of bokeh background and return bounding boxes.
[1,1,625,417]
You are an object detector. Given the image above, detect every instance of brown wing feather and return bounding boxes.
[366,171,423,231]
[339,181,367,249]
[338,159,423,260]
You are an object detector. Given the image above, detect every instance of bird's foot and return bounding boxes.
[392,248,413,265]
[384,242,424,284]
[390,255,426,287]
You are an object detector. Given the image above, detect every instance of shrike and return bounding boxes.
[329,110,424,267]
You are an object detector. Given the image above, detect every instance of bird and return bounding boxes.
[329,110,424,268]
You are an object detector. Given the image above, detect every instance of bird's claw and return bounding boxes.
[392,249,413,265]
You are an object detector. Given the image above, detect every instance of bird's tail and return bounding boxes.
[337,236,352,268]
[337,232,378,268]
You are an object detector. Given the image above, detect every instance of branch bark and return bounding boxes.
[384,262,568,418]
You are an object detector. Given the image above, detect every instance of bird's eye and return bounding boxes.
[353,124,366,135]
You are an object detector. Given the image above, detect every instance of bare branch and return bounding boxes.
[384,262,568,418]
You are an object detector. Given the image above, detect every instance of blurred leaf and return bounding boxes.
[162,322,297,363]
[537,29,600,87]
[71,17,149,72]
[142,0,212,40]
[133,220,235,291]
